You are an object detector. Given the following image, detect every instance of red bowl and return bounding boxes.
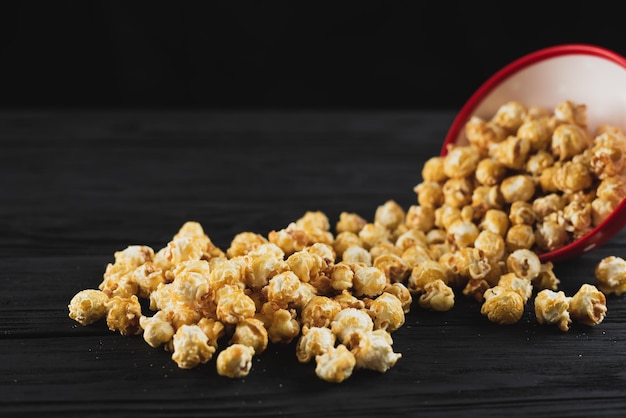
[441,44,626,263]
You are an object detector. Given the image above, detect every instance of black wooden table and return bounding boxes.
[2,110,626,418]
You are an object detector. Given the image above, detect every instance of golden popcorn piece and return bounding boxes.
[351,264,387,298]
[373,253,410,284]
[491,100,528,133]
[442,177,473,208]
[517,116,553,152]
[551,123,592,161]
[475,158,507,187]
[443,145,481,179]
[505,224,536,251]
[418,279,455,312]
[505,249,541,282]
[335,211,367,235]
[480,210,510,239]
[296,326,336,363]
[68,289,109,326]
[314,344,356,383]
[489,135,531,170]
[474,229,507,265]
[105,295,142,336]
[368,292,405,332]
[446,219,479,249]
[382,282,413,313]
[500,174,536,204]
[414,180,445,208]
[532,261,561,291]
[421,156,448,182]
[349,329,402,373]
[300,295,342,329]
[480,286,525,325]
[374,199,406,231]
[229,317,268,355]
[595,256,626,296]
[407,259,448,294]
[526,150,554,176]
[171,324,216,369]
[568,284,607,326]
[358,222,390,250]
[216,343,255,379]
[330,307,374,346]
[534,289,572,332]
[139,310,175,348]
[554,99,587,128]
[497,273,533,304]
[465,116,507,155]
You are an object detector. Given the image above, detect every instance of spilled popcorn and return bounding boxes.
[70,99,626,382]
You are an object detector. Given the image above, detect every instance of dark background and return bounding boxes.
[1,1,625,111]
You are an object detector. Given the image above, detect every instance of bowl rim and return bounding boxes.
[440,43,626,262]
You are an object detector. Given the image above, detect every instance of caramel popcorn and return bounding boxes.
[568,283,607,326]
[314,344,356,383]
[300,295,342,329]
[595,256,626,296]
[368,292,405,332]
[171,324,216,369]
[230,317,269,355]
[418,279,455,312]
[69,98,626,384]
[296,326,336,363]
[216,343,255,378]
[331,307,374,345]
[139,310,175,348]
[105,295,142,336]
[349,329,402,373]
[534,289,572,331]
[68,289,109,326]
[481,286,525,325]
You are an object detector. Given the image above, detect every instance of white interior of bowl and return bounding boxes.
[453,54,626,145]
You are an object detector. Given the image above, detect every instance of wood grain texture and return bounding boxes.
[2,111,626,418]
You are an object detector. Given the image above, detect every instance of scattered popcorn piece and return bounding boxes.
[68,289,109,326]
[418,279,455,312]
[505,249,541,282]
[215,284,256,325]
[300,295,342,329]
[140,310,175,348]
[481,286,525,325]
[368,292,405,332]
[532,261,561,291]
[351,264,387,298]
[296,326,336,363]
[216,343,255,378]
[171,324,216,369]
[595,256,626,296]
[315,344,356,383]
[534,289,572,331]
[104,245,155,280]
[257,302,300,344]
[230,317,269,355]
[497,273,532,303]
[568,284,607,326]
[331,307,374,345]
[196,317,225,349]
[105,295,142,336]
[349,329,402,373]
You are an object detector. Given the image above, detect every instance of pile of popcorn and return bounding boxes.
[69,99,626,383]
